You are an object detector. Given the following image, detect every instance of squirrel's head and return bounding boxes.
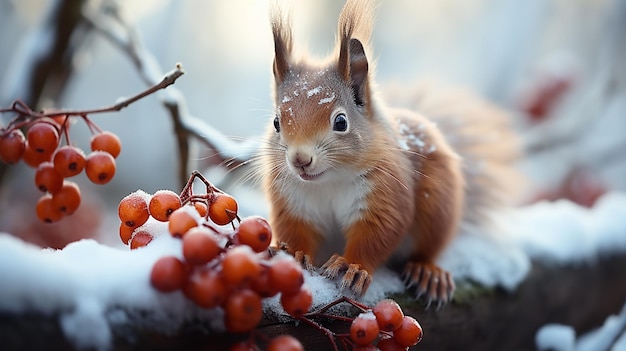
[266,0,381,183]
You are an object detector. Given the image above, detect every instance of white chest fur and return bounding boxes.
[281,170,371,239]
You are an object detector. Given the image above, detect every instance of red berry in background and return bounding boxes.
[150,256,187,293]
[149,190,182,222]
[22,141,52,167]
[182,227,221,265]
[35,161,64,194]
[130,231,153,250]
[0,129,26,164]
[118,191,150,228]
[36,194,64,223]
[183,268,229,308]
[236,216,272,253]
[221,245,261,287]
[168,208,198,238]
[223,289,263,333]
[27,122,59,155]
[350,311,380,346]
[266,335,304,351]
[393,316,423,347]
[85,151,116,184]
[209,193,238,225]
[280,284,313,318]
[52,180,81,215]
[373,299,404,332]
[90,131,121,158]
[53,145,85,178]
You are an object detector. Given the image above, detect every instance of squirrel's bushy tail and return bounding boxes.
[384,81,523,232]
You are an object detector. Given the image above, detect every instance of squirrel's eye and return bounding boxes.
[333,113,348,132]
[273,116,280,133]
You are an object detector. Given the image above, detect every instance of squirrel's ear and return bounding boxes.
[271,8,292,84]
[338,38,369,107]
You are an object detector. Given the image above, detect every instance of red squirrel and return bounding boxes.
[260,0,520,305]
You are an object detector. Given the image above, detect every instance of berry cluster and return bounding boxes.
[117,171,308,350]
[118,172,422,351]
[350,299,423,350]
[0,111,121,223]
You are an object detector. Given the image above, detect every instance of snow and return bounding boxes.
[535,324,576,351]
[1,192,625,350]
[318,92,336,105]
[536,302,626,351]
[306,86,323,97]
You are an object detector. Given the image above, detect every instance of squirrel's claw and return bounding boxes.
[320,254,372,297]
[268,243,315,272]
[403,262,455,307]
[293,250,315,272]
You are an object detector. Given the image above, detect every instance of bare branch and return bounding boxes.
[82,3,257,187]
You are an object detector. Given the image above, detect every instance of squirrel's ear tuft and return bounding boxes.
[336,0,373,107]
[270,5,292,84]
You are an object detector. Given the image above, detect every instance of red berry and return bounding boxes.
[209,193,238,225]
[268,257,304,295]
[193,202,208,218]
[27,122,59,155]
[183,268,229,308]
[250,265,280,298]
[150,256,187,292]
[36,194,64,223]
[22,141,52,167]
[373,299,404,332]
[85,151,116,184]
[182,227,221,265]
[377,336,408,351]
[393,316,423,347]
[350,311,380,346]
[53,145,85,178]
[223,289,263,333]
[280,284,313,318]
[149,190,182,222]
[118,191,150,228]
[130,230,153,250]
[0,129,26,164]
[35,161,63,194]
[90,131,121,158]
[52,180,81,215]
[266,335,304,351]
[168,207,198,237]
[119,223,134,245]
[221,245,261,287]
[236,216,272,253]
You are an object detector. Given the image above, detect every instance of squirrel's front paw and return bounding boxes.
[320,254,372,296]
[268,243,315,272]
[403,262,455,309]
